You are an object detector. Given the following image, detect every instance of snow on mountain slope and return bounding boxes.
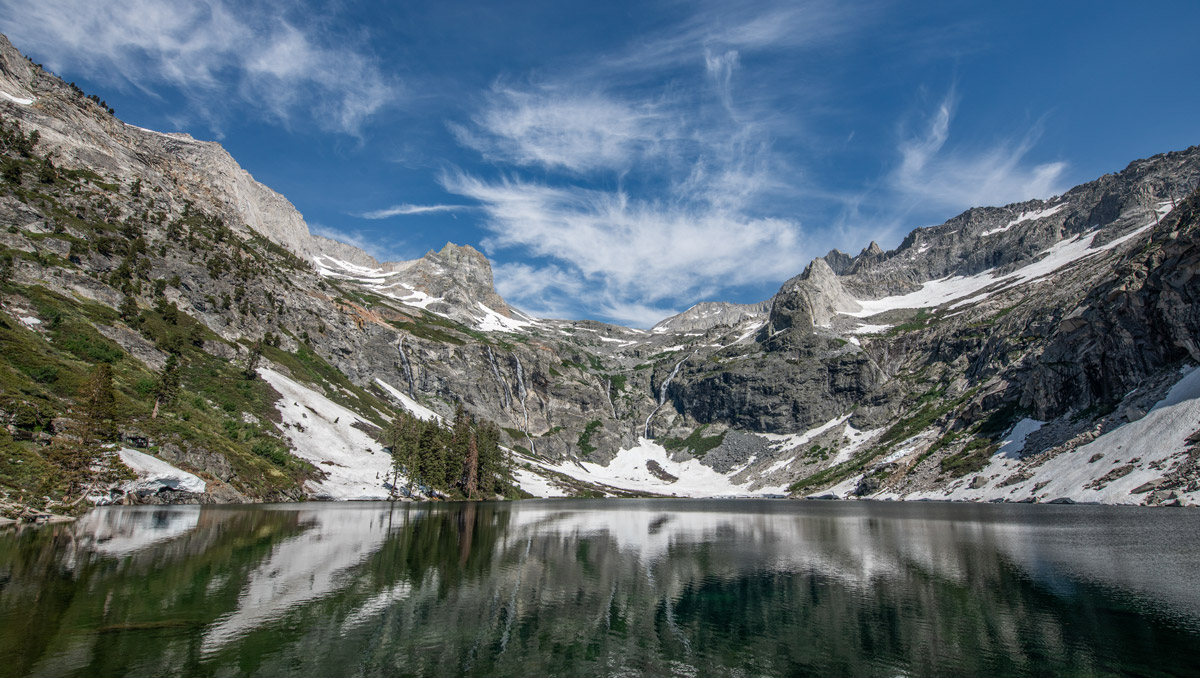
[260,368,396,500]
[884,367,1200,505]
[525,438,789,498]
[375,378,442,422]
[845,205,1173,319]
[981,203,1068,237]
[0,90,33,105]
[313,254,535,333]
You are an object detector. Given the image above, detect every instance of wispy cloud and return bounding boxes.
[705,49,740,113]
[889,92,1067,210]
[0,0,400,136]
[603,0,860,75]
[436,3,856,325]
[444,172,807,326]
[449,84,679,174]
[359,203,468,219]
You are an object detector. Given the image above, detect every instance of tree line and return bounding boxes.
[384,404,518,500]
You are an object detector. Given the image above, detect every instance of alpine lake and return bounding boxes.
[2,499,1198,677]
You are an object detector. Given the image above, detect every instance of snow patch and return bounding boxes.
[0,90,33,105]
[758,415,850,451]
[830,423,882,465]
[981,203,1068,237]
[512,466,569,498]
[849,323,890,335]
[375,378,442,422]
[532,438,786,497]
[998,418,1044,458]
[117,448,207,494]
[260,368,395,500]
[474,302,533,332]
[931,367,1200,504]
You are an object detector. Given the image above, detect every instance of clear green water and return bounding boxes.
[1,500,1198,677]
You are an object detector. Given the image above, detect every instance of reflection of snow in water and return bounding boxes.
[201,506,399,654]
[78,500,1200,661]
[502,501,1200,621]
[76,505,201,557]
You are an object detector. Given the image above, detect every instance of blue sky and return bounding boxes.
[2,1,1197,326]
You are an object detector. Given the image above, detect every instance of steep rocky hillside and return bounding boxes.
[0,35,1197,516]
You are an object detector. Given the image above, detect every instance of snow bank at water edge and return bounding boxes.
[260,368,396,500]
[117,448,207,494]
[512,466,570,498]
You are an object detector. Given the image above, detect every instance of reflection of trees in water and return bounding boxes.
[0,508,306,677]
[0,503,1197,677]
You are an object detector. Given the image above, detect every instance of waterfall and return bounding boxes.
[643,355,690,438]
[513,355,535,455]
[486,347,513,410]
[396,337,416,397]
[602,376,618,419]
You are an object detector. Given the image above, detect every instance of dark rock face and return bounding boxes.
[157,443,236,483]
[673,341,887,434]
[1017,191,1200,419]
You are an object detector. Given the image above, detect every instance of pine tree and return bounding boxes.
[243,340,263,379]
[46,364,120,504]
[119,294,138,321]
[0,252,12,286]
[151,353,180,419]
[80,363,117,443]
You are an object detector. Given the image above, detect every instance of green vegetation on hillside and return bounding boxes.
[660,425,725,457]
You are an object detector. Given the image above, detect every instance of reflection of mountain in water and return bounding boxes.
[1,501,1198,677]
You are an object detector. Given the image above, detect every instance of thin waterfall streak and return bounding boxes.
[643,354,691,438]
[397,337,416,397]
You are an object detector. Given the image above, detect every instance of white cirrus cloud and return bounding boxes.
[889,93,1068,210]
[449,84,681,174]
[0,0,399,136]
[358,204,469,219]
[444,172,807,327]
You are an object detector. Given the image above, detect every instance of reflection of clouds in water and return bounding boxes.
[75,505,201,557]
[201,506,400,654]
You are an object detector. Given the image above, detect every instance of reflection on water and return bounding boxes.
[1,500,1198,677]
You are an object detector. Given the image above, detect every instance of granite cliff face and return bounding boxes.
[1,34,1198,512]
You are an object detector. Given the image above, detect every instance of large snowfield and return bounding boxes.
[260,368,397,500]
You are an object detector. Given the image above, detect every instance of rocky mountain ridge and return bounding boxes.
[0,34,1197,515]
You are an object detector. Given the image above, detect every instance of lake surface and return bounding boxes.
[2,500,1199,677]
